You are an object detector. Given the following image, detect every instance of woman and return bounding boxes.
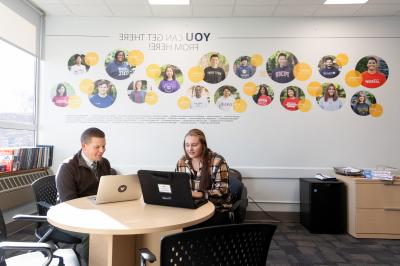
[352,91,369,116]
[254,85,272,106]
[69,54,87,75]
[89,79,115,108]
[129,80,146,104]
[282,87,299,111]
[159,65,180,93]
[176,129,232,227]
[319,83,342,111]
[105,50,132,80]
[52,83,69,107]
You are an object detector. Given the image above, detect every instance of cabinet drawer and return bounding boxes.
[356,209,400,234]
[356,183,400,208]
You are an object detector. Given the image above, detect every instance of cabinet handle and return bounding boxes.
[384,208,400,211]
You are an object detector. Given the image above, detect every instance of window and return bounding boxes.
[0,39,36,147]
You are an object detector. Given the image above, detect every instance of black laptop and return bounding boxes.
[137,170,208,209]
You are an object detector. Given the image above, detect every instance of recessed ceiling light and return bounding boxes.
[148,0,190,5]
[324,0,368,4]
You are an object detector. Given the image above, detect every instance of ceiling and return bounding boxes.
[28,0,400,17]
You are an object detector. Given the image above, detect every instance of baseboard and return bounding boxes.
[245,211,299,223]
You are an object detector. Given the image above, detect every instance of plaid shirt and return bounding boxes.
[176,151,231,211]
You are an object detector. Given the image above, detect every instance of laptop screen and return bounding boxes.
[138,170,206,209]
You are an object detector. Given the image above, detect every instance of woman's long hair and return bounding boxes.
[324,83,338,101]
[183,128,211,190]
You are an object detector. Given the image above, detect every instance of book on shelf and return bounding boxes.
[0,145,54,173]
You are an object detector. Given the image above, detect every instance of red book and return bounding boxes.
[0,149,14,172]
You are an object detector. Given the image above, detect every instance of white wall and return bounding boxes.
[39,17,400,212]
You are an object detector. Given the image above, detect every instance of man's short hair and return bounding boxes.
[80,127,105,144]
[324,56,333,62]
[278,53,287,58]
[210,54,219,60]
[367,56,377,63]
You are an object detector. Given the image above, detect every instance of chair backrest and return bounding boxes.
[160,223,277,266]
[229,168,242,182]
[31,175,57,216]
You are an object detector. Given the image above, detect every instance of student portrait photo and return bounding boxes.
[351,90,376,116]
[89,79,117,108]
[188,85,209,110]
[266,51,298,83]
[356,56,388,89]
[317,83,345,111]
[105,49,135,80]
[157,65,182,93]
[51,82,74,107]
[318,56,341,79]
[128,80,147,104]
[280,86,305,111]
[68,54,89,75]
[252,84,274,107]
[200,52,229,84]
[214,85,238,112]
[234,56,255,79]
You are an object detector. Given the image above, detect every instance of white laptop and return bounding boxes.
[90,174,142,204]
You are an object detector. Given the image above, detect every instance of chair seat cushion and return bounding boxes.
[5,248,79,266]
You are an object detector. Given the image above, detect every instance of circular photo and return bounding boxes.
[252,84,274,107]
[199,52,229,84]
[89,79,117,108]
[68,54,89,75]
[128,80,147,104]
[51,82,75,107]
[157,65,183,93]
[356,56,388,88]
[266,51,298,83]
[318,55,341,79]
[214,85,239,112]
[187,85,210,109]
[351,90,376,116]
[105,49,135,80]
[317,83,346,111]
[280,86,305,111]
[234,56,255,79]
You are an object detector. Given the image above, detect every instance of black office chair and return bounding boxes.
[139,223,277,266]
[0,209,79,266]
[13,175,81,248]
[228,168,248,223]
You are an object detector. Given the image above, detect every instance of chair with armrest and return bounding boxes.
[139,223,277,266]
[0,209,79,266]
[228,168,248,223]
[13,175,81,248]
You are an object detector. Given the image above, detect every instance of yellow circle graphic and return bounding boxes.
[369,103,383,117]
[293,63,312,81]
[345,70,362,88]
[145,91,158,105]
[146,64,161,79]
[127,50,144,66]
[188,66,205,83]
[336,53,349,67]
[243,82,257,96]
[298,99,312,112]
[233,99,247,113]
[68,95,81,109]
[85,52,99,66]
[177,96,191,110]
[251,54,263,67]
[80,79,94,95]
[307,81,323,97]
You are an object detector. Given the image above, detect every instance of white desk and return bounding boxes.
[47,197,214,266]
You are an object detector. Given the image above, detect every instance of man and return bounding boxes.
[56,127,114,264]
[270,53,294,83]
[361,57,386,88]
[190,85,209,110]
[319,56,340,79]
[216,86,235,112]
[236,57,254,79]
[203,53,226,84]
